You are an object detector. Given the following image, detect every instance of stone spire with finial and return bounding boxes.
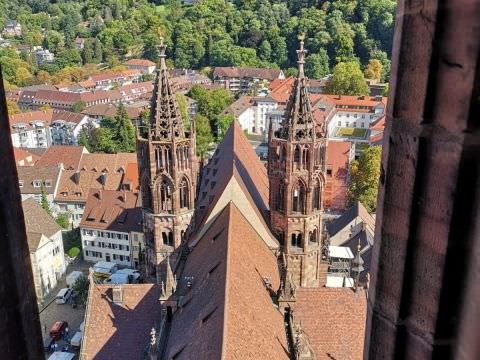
[278,33,316,141]
[149,36,185,141]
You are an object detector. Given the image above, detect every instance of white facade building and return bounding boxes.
[22,198,66,300]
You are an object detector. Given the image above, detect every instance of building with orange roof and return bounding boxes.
[124,58,156,74]
[9,109,95,148]
[13,147,40,166]
[213,66,285,92]
[80,189,143,267]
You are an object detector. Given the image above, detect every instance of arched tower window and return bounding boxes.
[302,148,309,169]
[162,230,174,246]
[158,179,173,213]
[309,227,318,243]
[294,145,301,169]
[292,182,306,214]
[179,177,190,209]
[141,173,151,209]
[291,232,303,248]
[312,178,321,211]
[184,146,189,169]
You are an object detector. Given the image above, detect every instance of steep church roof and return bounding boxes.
[192,120,276,248]
[278,36,316,141]
[149,38,185,141]
[164,203,289,360]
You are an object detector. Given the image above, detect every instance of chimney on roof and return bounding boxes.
[58,162,64,170]
[101,171,107,186]
[98,189,102,200]
[112,285,123,305]
[74,170,80,185]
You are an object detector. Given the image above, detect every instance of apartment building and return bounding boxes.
[80,189,143,267]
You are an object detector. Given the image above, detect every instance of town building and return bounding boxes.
[17,165,62,212]
[81,103,146,122]
[13,147,40,166]
[88,70,142,90]
[124,59,156,74]
[2,20,22,37]
[9,110,95,148]
[136,41,198,281]
[54,152,137,226]
[169,68,212,93]
[34,49,54,66]
[36,145,87,170]
[18,89,122,111]
[327,201,375,284]
[213,66,285,92]
[80,189,143,267]
[22,198,66,300]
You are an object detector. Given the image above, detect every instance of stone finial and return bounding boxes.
[294,322,316,360]
[156,37,167,70]
[296,33,308,77]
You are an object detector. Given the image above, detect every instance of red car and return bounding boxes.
[49,321,68,340]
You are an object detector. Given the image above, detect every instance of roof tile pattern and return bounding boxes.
[292,287,367,360]
[22,198,62,250]
[36,145,86,170]
[164,203,289,360]
[82,284,163,360]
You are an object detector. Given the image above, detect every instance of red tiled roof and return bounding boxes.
[324,94,388,108]
[124,59,156,67]
[213,67,283,81]
[292,287,367,360]
[82,284,163,360]
[124,162,139,192]
[164,203,289,360]
[325,141,352,210]
[89,70,142,82]
[222,96,253,117]
[268,77,295,103]
[80,189,142,232]
[13,147,40,166]
[194,121,270,233]
[36,145,87,170]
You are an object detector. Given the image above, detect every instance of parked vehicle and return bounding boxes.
[103,273,130,285]
[55,288,73,304]
[47,352,75,360]
[116,268,141,282]
[49,321,68,341]
[66,271,83,287]
[93,261,118,278]
[70,331,82,348]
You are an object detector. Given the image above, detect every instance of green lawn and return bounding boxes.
[335,127,368,139]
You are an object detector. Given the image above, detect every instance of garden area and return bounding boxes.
[63,228,81,259]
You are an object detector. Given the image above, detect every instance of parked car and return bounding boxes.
[55,288,73,304]
[70,331,83,348]
[49,321,68,341]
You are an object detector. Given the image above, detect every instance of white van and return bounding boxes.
[55,288,73,304]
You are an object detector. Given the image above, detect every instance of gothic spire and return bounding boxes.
[279,34,316,141]
[149,37,185,141]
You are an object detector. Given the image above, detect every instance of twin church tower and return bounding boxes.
[137,37,327,287]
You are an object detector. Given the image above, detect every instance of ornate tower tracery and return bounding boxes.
[268,36,328,287]
[137,39,198,281]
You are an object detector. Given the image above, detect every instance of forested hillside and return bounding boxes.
[0,0,396,87]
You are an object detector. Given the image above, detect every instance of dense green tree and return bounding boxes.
[7,99,21,115]
[216,114,234,141]
[195,114,213,158]
[349,145,382,212]
[93,38,103,63]
[305,50,329,79]
[72,101,86,113]
[55,213,70,229]
[44,30,65,53]
[112,103,136,152]
[55,49,82,68]
[82,40,95,64]
[325,61,370,95]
